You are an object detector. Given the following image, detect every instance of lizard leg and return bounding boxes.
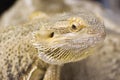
[29,68,45,80]
[22,65,38,80]
[43,65,61,80]
[23,65,45,80]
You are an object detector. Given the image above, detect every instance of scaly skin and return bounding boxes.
[0,10,105,80]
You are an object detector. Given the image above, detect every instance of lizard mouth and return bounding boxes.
[33,34,104,64]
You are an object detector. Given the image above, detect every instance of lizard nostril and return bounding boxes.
[72,24,77,30]
[49,32,54,38]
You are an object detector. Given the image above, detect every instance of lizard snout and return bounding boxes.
[32,30,54,41]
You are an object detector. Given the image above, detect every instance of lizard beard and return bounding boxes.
[35,38,96,64]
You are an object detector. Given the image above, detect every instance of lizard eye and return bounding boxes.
[70,23,80,32]
[68,17,87,32]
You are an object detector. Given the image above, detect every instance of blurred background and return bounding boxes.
[0,0,120,26]
[0,0,120,15]
[0,0,16,15]
[0,0,120,80]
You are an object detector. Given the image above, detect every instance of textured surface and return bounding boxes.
[0,21,44,79]
[0,8,105,80]
[61,32,120,80]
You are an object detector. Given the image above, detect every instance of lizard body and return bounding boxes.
[0,10,105,80]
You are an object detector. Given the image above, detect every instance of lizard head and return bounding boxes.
[31,11,106,65]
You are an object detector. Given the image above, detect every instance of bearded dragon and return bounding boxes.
[0,10,105,80]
